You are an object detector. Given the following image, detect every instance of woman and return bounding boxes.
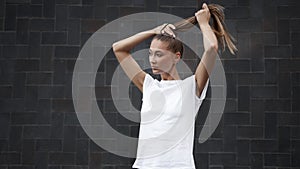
[112,3,237,169]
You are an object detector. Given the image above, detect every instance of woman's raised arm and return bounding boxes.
[194,3,219,98]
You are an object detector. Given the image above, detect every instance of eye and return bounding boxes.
[155,53,162,57]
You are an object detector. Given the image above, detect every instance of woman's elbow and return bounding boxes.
[112,42,119,52]
[209,43,218,52]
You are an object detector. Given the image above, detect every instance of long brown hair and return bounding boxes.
[173,3,237,55]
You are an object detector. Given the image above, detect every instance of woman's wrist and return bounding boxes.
[199,23,211,30]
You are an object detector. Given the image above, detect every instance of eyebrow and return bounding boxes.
[149,48,164,54]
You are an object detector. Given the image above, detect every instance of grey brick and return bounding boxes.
[49,152,75,165]
[69,6,94,19]
[224,60,251,73]
[251,140,278,152]
[41,32,67,44]
[237,126,263,138]
[251,86,277,98]
[265,45,291,58]
[30,19,54,31]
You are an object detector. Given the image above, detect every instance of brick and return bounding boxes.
[225,7,249,19]
[0,0,4,17]
[223,125,237,152]
[15,59,39,72]
[249,0,263,18]
[238,86,250,111]
[30,19,54,31]
[265,113,277,138]
[11,112,38,125]
[278,19,290,44]
[90,153,102,168]
[81,19,106,33]
[279,73,291,98]
[120,7,145,16]
[236,33,250,58]
[265,99,291,111]
[237,126,263,138]
[30,5,43,17]
[236,19,262,33]
[251,140,278,152]
[209,153,236,166]
[237,73,264,85]
[41,32,67,44]
[50,112,64,138]
[5,4,16,31]
[43,0,55,17]
[250,32,277,45]
[278,127,291,152]
[251,86,277,98]
[291,32,300,58]
[251,99,264,126]
[226,73,237,98]
[40,46,54,71]
[67,19,80,45]
[290,18,300,31]
[224,60,250,73]
[107,0,133,6]
[278,6,299,19]
[250,153,263,169]
[55,5,68,31]
[263,0,276,31]
[49,152,75,165]
[251,44,264,72]
[291,127,300,139]
[237,140,250,165]
[278,113,300,126]
[64,113,80,125]
[265,59,278,84]
[69,6,94,19]
[56,0,81,4]
[36,139,62,151]
[23,126,50,139]
[76,140,89,165]
[26,72,52,85]
[54,46,80,59]
[265,45,291,58]
[170,7,197,18]
[224,112,250,125]
[265,154,288,167]
[52,99,74,112]
[0,32,16,44]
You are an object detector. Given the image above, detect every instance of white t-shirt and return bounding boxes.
[132,73,209,169]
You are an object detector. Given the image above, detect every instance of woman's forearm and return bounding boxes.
[112,29,156,52]
[199,23,218,51]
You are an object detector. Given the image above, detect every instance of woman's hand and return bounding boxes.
[152,23,176,37]
[195,3,211,26]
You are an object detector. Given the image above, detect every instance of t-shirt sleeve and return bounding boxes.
[142,73,154,101]
[194,76,209,104]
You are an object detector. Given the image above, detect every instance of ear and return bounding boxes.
[174,51,181,63]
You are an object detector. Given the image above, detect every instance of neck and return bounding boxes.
[160,66,180,80]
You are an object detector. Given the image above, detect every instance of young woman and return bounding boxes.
[112,3,237,169]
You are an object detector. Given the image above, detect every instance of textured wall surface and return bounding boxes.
[0,0,300,168]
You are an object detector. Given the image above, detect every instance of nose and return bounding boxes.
[149,55,157,64]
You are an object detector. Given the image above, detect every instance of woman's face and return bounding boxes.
[149,39,180,74]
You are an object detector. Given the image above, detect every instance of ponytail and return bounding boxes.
[173,4,238,55]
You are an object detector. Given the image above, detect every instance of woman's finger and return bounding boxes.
[165,27,176,37]
[168,24,176,30]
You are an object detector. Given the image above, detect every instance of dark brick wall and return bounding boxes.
[0,0,300,168]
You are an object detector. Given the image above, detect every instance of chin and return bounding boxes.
[152,69,163,75]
